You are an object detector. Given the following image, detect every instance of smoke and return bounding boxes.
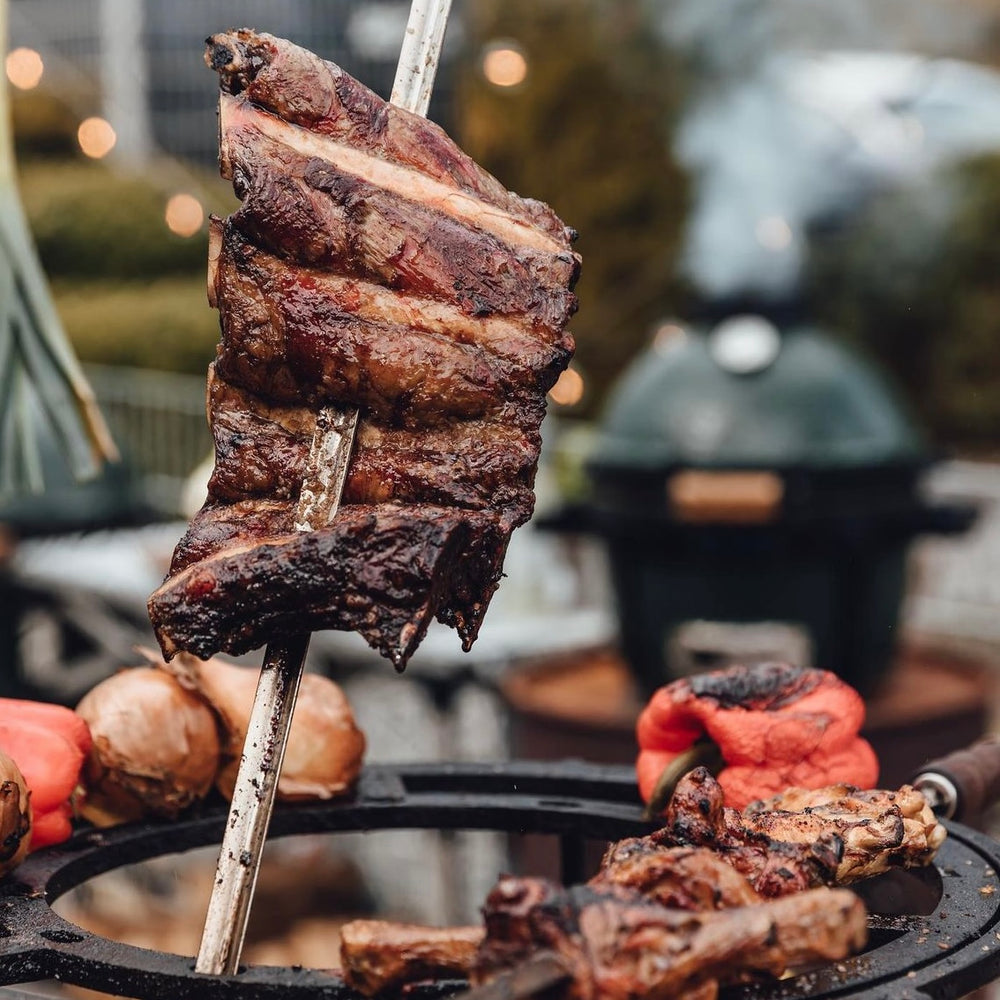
[642,0,1000,300]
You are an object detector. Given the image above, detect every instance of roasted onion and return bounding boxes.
[75,665,222,825]
[0,749,31,876]
[164,654,366,801]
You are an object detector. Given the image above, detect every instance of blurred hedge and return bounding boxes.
[12,91,80,159]
[52,277,219,374]
[16,133,232,373]
[20,160,215,280]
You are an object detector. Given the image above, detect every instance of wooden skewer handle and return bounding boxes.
[912,736,1000,823]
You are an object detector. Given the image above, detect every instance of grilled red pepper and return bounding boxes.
[636,662,878,812]
[0,699,92,850]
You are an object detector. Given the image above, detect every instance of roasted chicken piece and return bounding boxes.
[474,876,867,1000]
[340,920,483,995]
[743,781,946,882]
[656,767,946,895]
[593,843,762,910]
[657,767,843,896]
[339,847,761,996]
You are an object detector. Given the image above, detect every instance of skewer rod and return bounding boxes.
[391,0,453,116]
[195,634,310,974]
[195,0,453,976]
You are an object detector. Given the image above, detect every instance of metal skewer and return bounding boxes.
[195,0,453,975]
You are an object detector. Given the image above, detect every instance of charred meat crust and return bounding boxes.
[150,504,498,669]
[205,28,577,245]
[655,767,945,894]
[151,32,577,669]
[475,876,867,999]
[212,227,562,426]
[340,921,484,996]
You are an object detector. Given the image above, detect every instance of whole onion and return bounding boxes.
[75,666,222,825]
[164,655,366,801]
[0,750,30,876]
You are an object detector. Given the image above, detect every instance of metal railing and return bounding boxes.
[84,363,210,516]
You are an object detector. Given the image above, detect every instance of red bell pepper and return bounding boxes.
[636,662,879,812]
[0,698,93,850]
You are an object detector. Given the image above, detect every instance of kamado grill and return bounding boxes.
[555,309,977,698]
[0,761,1000,1000]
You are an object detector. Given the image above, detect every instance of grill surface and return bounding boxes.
[0,761,998,1000]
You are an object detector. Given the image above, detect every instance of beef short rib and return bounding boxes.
[148,29,579,667]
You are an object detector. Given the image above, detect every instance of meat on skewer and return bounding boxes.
[340,920,484,996]
[474,877,867,1000]
[338,772,944,996]
[654,767,946,896]
[147,29,580,669]
[339,847,760,995]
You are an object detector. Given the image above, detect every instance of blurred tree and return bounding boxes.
[455,0,690,414]
[807,154,1000,454]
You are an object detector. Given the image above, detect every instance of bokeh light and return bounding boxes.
[482,41,528,88]
[165,193,205,237]
[754,215,794,252]
[549,366,585,407]
[77,117,117,159]
[652,321,687,356]
[6,47,44,90]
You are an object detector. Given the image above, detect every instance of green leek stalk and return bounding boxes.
[0,0,118,495]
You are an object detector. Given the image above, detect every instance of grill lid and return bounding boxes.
[589,318,926,476]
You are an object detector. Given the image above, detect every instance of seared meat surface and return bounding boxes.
[148,29,578,667]
[340,920,483,995]
[656,767,843,896]
[154,502,503,663]
[594,843,762,909]
[206,372,536,512]
[474,876,866,1000]
[338,847,762,997]
[211,227,563,427]
[744,782,947,882]
[653,767,945,895]
[205,30,572,244]
[333,772,945,998]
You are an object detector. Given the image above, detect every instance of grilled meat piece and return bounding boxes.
[340,920,484,996]
[594,843,762,910]
[219,114,579,335]
[657,767,843,896]
[206,29,572,244]
[336,848,760,997]
[212,226,564,427]
[206,371,537,513]
[149,29,578,667]
[743,782,947,882]
[475,876,867,1000]
[151,502,504,664]
[654,767,945,896]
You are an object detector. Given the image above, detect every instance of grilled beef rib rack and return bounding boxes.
[0,762,999,1000]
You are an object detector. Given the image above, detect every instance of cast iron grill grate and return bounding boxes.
[1,761,999,1000]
